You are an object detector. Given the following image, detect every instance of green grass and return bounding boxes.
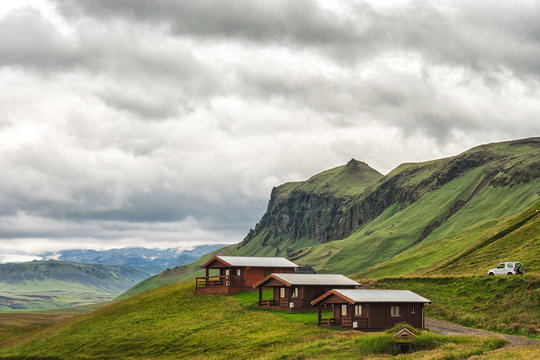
[0,282,507,360]
[273,159,383,200]
[357,200,540,278]
[372,275,540,337]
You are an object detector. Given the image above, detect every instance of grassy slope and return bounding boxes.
[0,282,507,360]
[373,276,540,337]
[0,261,150,311]
[358,200,540,278]
[275,159,383,199]
[236,138,539,275]
[291,176,539,276]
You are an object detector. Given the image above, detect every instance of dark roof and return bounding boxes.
[253,273,359,288]
[311,289,431,305]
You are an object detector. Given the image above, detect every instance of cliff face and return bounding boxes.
[241,159,383,249]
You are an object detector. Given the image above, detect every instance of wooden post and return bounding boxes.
[287,287,291,310]
[205,268,209,287]
[318,305,321,326]
[258,286,262,306]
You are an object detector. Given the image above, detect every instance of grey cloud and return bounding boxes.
[55,0,360,46]
[53,0,540,80]
[0,8,80,70]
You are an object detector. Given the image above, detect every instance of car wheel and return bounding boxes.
[507,272,513,276]
[488,272,494,276]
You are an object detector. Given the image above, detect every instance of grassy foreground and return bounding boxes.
[0,281,508,360]
[373,275,540,337]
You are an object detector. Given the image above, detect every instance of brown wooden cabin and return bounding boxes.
[253,273,360,312]
[196,256,298,294]
[311,289,431,330]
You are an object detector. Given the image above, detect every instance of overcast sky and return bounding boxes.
[1,0,539,256]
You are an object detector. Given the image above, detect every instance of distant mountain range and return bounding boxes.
[0,260,151,310]
[39,244,227,274]
[0,244,227,311]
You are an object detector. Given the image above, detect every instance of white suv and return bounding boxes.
[487,262,524,276]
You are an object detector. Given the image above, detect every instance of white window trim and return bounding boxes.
[354,304,363,317]
[391,305,401,317]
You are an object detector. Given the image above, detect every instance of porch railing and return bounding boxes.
[196,275,241,289]
[319,318,335,326]
[342,318,353,327]
[259,299,276,306]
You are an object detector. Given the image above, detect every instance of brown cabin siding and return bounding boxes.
[258,284,356,312]
[320,301,425,330]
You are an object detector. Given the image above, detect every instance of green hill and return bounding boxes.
[357,200,539,278]
[123,138,539,299]
[0,281,508,360]
[0,261,150,311]
[246,138,539,275]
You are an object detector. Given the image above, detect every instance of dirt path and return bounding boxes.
[426,317,539,347]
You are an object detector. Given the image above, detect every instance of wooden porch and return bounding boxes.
[195,275,251,294]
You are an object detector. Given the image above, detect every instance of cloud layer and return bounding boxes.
[1,0,539,254]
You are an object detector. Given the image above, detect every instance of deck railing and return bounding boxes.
[342,318,353,327]
[259,299,276,306]
[196,275,241,289]
[280,299,289,308]
[319,318,335,326]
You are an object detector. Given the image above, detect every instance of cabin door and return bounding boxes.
[341,304,349,326]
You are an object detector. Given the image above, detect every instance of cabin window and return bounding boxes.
[391,305,401,317]
[341,304,347,316]
[225,269,230,276]
[280,288,286,298]
[411,305,416,314]
[354,305,363,316]
[291,287,299,298]
[236,269,241,276]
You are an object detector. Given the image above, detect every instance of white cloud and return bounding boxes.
[0,1,538,254]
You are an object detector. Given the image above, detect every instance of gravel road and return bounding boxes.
[425,317,539,347]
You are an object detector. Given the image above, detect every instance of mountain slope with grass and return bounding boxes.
[0,281,508,360]
[0,261,150,310]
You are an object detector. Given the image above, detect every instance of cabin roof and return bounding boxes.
[253,273,359,288]
[202,255,298,269]
[311,289,431,305]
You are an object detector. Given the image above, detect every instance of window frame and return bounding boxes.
[280,287,286,298]
[354,304,363,317]
[341,304,348,316]
[411,305,416,314]
[291,287,299,298]
[391,305,401,317]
